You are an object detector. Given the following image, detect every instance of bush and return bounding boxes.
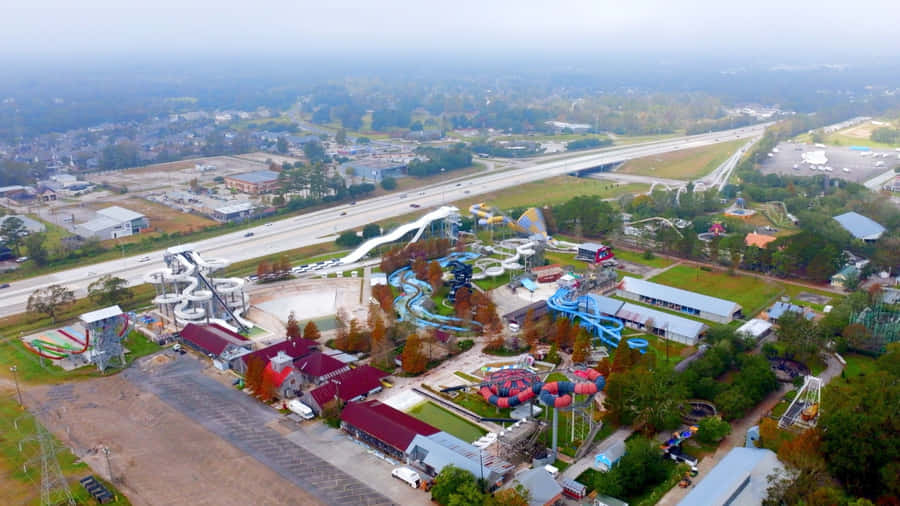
[335,231,363,247]
[458,339,474,351]
[695,416,731,445]
[642,249,656,260]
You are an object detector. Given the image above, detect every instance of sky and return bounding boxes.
[2,0,900,64]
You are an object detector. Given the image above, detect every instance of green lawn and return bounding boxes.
[473,274,510,292]
[650,265,784,317]
[451,176,648,211]
[842,353,877,379]
[449,391,512,419]
[407,401,487,442]
[0,397,131,505]
[612,249,674,269]
[640,334,692,370]
[617,139,745,180]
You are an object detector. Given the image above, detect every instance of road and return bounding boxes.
[0,124,767,317]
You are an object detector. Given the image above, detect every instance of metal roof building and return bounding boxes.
[573,294,707,345]
[678,447,782,506]
[833,211,885,242]
[406,432,515,487]
[512,467,563,506]
[97,206,145,222]
[617,277,742,323]
[736,319,773,340]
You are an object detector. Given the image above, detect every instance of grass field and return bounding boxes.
[0,396,131,505]
[612,248,674,269]
[407,401,487,442]
[650,265,784,317]
[617,139,745,180]
[449,391,512,419]
[639,334,693,370]
[451,176,648,211]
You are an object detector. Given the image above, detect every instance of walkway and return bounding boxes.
[561,427,633,481]
[642,260,682,280]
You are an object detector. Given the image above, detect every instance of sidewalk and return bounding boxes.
[561,427,633,481]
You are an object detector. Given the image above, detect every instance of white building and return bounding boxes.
[75,206,149,240]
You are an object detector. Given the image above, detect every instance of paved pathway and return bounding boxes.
[641,260,682,280]
[561,427,633,481]
[124,357,392,506]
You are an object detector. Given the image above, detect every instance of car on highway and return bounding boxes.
[340,211,347,216]
[138,256,151,263]
[244,232,254,237]
[455,183,462,186]
[463,190,470,194]
[350,201,357,205]
[0,283,10,289]
[410,203,421,208]
[265,223,273,227]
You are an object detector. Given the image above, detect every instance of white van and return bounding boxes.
[544,464,559,479]
[391,467,421,488]
[287,399,315,420]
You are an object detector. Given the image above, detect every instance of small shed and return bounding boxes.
[595,440,626,472]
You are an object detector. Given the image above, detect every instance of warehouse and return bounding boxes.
[617,277,741,323]
[833,211,885,242]
[679,447,782,506]
[75,206,149,240]
[225,170,281,194]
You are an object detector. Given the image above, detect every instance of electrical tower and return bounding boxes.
[21,416,77,506]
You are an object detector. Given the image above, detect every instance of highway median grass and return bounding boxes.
[616,139,745,180]
[451,176,649,211]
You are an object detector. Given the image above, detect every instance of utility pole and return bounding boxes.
[10,365,23,407]
[23,420,76,506]
[103,447,113,483]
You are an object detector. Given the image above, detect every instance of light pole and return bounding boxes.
[10,365,22,406]
[440,168,446,203]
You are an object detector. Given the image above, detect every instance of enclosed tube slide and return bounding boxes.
[547,288,648,352]
[478,368,606,409]
[340,206,460,265]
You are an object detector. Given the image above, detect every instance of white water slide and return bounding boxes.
[339,206,460,265]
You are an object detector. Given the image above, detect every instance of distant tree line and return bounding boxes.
[406,144,473,177]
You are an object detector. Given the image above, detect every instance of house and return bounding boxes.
[178,323,252,369]
[224,170,281,194]
[261,351,305,399]
[830,265,859,289]
[833,212,885,242]
[511,467,563,506]
[595,440,626,472]
[75,206,149,240]
[234,337,317,376]
[340,399,440,460]
[744,232,776,249]
[293,351,350,385]
[617,277,742,323]
[765,302,815,323]
[303,365,388,413]
[678,447,782,506]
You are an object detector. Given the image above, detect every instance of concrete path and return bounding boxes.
[561,427,633,481]
[642,260,682,280]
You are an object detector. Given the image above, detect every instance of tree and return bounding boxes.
[402,333,427,374]
[695,415,731,445]
[454,287,472,320]
[336,230,363,248]
[244,355,266,395]
[257,260,272,277]
[286,311,302,339]
[0,216,27,255]
[372,284,394,313]
[603,366,686,434]
[412,255,427,280]
[303,321,321,341]
[427,260,444,292]
[27,285,75,323]
[432,466,483,506]
[380,177,397,190]
[776,311,821,365]
[571,329,591,364]
[258,368,276,402]
[87,275,133,306]
[303,141,326,163]
[485,486,529,506]
[589,437,669,498]
[362,223,381,239]
[336,128,347,145]
[22,232,49,266]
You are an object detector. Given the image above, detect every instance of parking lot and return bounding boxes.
[758,141,900,184]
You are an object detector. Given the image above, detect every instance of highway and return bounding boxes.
[0,123,767,317]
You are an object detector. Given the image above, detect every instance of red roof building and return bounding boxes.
[304,365,389,413]
[532,264,564,283]
[235,338,317,375]
[179,323,250,359]
[260,351,305,399]
[293,351,350,384]
[340,400,439,459]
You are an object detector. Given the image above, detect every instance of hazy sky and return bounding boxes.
[3,0,900,63]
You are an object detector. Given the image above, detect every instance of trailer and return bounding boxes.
[561,478,588,499]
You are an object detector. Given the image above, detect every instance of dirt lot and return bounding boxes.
[24,372,325,506]
[91,197,217,235]
[84,152,300,194]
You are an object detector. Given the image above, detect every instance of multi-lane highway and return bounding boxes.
[0,124,767,317]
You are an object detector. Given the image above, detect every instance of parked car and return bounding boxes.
[15,256,28,263]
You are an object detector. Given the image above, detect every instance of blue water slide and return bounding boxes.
[547,288,647,352]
